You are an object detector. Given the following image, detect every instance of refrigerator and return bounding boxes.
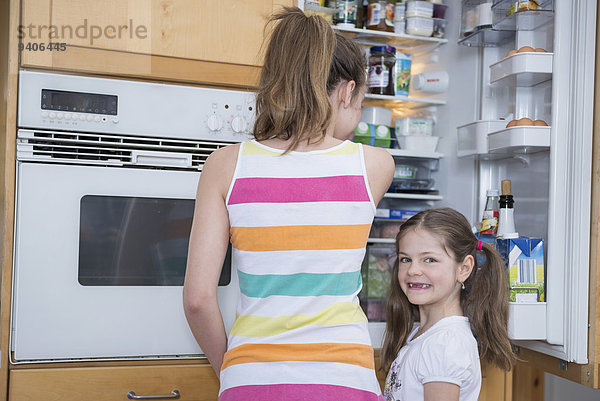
[419,0,594,364]
[318,0,596,365]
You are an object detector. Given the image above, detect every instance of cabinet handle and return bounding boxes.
[127,390,180,399]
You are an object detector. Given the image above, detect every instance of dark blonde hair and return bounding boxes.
[381,208,515,373]
[253,7,366,151]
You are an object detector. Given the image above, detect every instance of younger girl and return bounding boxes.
[382,208,515,401]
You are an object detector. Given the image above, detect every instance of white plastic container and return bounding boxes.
[361,107,393,126]
[412,71,449,93]
[394,117,434,136]
[508,302,547,340]
[396,135,439,151]
[394,20,406,34]
[406,16,434,37]
[456,120,507,157]
[405,1,433,18]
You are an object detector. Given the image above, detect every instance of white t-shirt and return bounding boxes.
[384,316,481,401]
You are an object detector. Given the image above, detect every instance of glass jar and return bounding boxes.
[335,0,359,28]
[368,46,396,96]
[367,0,394,32]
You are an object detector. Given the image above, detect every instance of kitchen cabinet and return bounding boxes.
[19,0,293,87]
[8,363,220,401]
[6,357,514,401]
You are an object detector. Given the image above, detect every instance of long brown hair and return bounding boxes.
[381,208,515,373]
[253,7,366,151]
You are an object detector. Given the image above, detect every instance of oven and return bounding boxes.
[11,71,254,362]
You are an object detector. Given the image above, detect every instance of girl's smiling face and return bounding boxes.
[397,228,466,314]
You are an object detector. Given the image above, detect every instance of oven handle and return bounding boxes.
[131,150,192,168]
[127,390,180,400]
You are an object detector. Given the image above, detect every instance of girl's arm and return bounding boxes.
[182,145,238,376]
[424,382,460,401]
[362,145,395,205]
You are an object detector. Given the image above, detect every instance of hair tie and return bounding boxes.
[477,240,483,251]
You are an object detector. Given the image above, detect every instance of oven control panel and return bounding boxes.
[18,70,256,143]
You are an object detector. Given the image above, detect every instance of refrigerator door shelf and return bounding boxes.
[508,302,547,340]
[457,120,507,157]
[487,126,550,155]
[492,0,555,31]
[490,52,553,87]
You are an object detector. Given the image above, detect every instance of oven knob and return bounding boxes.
[79,114,86,121]
[41,111,49,118]
[207,114,223,132]
[231,115,247,133]
[49,112,56,119]
[57,113,64,119]
[94,116,101,122]
[64,113,72,120]
[87,115,94,121]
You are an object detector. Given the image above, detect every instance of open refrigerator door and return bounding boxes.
[451,0,596,364]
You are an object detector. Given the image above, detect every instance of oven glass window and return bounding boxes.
[79,195,231,286]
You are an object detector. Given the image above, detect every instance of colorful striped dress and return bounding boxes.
[220,139,384,401]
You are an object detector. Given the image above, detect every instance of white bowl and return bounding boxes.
[396,135,439,152]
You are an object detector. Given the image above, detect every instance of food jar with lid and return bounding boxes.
[368,46,396,96]
[367,0,394,32]
[334,0,359,28]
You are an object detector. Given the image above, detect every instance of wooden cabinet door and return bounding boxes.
[9,364,220,401]
[20,0,294,87]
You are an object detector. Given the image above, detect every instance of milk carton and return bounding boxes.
[495,237,545,303]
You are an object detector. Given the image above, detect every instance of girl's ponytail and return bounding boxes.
[253,7,365,151]
[463,242,516,371]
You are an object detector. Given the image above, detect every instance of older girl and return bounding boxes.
[183,6,395,401]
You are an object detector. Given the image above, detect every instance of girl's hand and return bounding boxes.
[424,382,460,401]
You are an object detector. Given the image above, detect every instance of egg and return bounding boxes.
[506,120,518,128]
[517,46,535,53]
[535,48,547,52]
[505,49,518,58]
[516,117,534,126]
[533,119,548,126]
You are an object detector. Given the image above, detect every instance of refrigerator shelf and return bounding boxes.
[458,28,513,47]
[490,52,553,87]
[386,148,443,159]
[333,26,448,52]
[363,94,446,112]
[492,0,554,31]
[508,302,547,340]
[488,126,551,155]
[383,193,442,201]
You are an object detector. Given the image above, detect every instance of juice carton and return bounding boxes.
[395,52,412,96]
[495,237,545,302]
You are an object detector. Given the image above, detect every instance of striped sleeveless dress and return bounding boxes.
[220,139,384,401]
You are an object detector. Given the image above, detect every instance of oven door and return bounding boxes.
[12,162,238,362]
